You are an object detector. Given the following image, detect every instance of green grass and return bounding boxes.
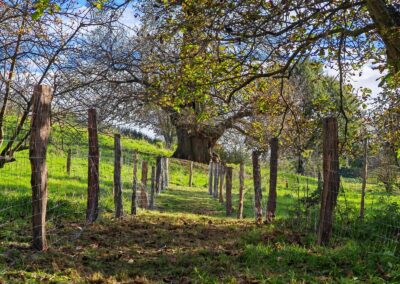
[1,129,400,283]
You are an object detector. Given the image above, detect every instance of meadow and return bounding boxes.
[0,129,400,283]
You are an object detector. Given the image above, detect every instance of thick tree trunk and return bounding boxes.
[172,126,219,163]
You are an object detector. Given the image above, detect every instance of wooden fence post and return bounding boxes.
[226,167,233,216]
[213,162,219,198]
[114,134,123,218]
[238,162,245,219]
[252,150,263,224]
[266,137,279,223]
[360,137,368,220]
[149,166,156,209]
[218,164,225,203]
[317,117,339,245]
[208,160,213,195]
[30,85,53,251]
[140,160,148,209]
[131,152,138,215]
[189,161,193,187]
[87,108,100,224]
[164,157,169,188]
[156,157,162,194]
[66,149,71,176]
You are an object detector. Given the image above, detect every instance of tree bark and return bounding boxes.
[266,138,279,223]
[114,134,123,218]
[360,138,368,220]
[225,167,233,216]
[131,152,138,215]
[238,162,245,219]
[366,0,400,73]
[87,108,100,224]
[30,85,53,251]
[252,150,263,224]
[317,117,340,246]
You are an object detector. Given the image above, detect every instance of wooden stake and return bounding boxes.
[30,85,53,251]
[189,161,193,187]
[87,108,99,224]
[226,167,233,216]
[219,163,225,203]
[149,165,156,209]
[266,137,279,223]
[252,150,262,224]
[156,157,162,194]
[140,160,148,209]
[131,152,138,215]
[238,162,245,219]
[360,137,368,220]
[213,162,219,198]
[66,149,71,176]
[113,134,123,218]
[317,117,339,245]
[208,160,213,195]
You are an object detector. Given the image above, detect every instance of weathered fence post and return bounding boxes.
[189,161,193,187]
[149,166,156,209]
[140,160,148,209]
[317,117,339,245]
[252,150,263,224]
[156,157,162,194]
[360,137,368,220]
[87,108,99,224]
[226,167,233,216]
[213,161,219,198]
[163,157,169,188]
[208,160,213,195]
[66,149,71,176]
[30,85,53,251]
[238,162,245,219]
[114,134,123,218]
[131,152,138,215]
[266,137,279,223]
[219,163,225,203]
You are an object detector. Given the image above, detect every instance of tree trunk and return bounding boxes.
[237,162,245,219]
[172,125,220,163]
[360,138,368,220]
[366,0,400,73]
[266,138,279,223]
[252,150,263,224]
[317,117,340,246]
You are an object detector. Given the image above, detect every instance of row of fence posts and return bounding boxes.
[29,85,170,251]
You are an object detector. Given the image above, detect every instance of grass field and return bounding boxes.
[1,130,400,283]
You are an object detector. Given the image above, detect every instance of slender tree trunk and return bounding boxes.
[237,162,245,219]
[266,138,279,223]
[219,164,225,203]
[114,134,123,218]
[252,150,263,224]
[131,152,138,215]
[149,166,156,210]
[225,167,233,216]
[140,160,148,209]
[360,138,368,220]
[87,108,99,224]
[30,85,52,251]
[317,117,340,246]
